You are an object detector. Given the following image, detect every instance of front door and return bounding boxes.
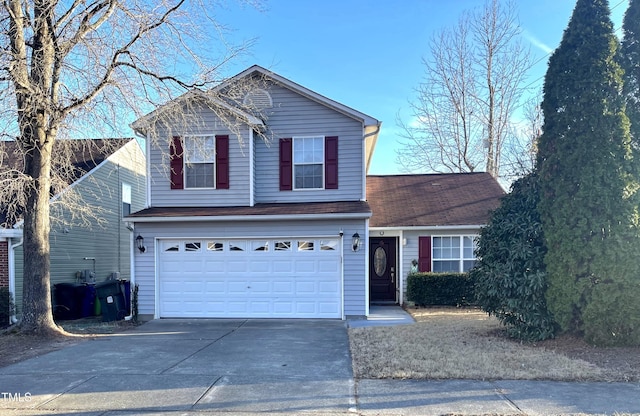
[369,237,397,303]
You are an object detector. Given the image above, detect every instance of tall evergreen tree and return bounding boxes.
[537,0,640,346]
[622,0,640,147]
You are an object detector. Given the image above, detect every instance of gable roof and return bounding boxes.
[1,138,136,227]
[130,89,266,135]
[130,65,382,172]
[366,173,505,228]
[1,138,135,183]
[220,65,381,127]
[221,65,381,172]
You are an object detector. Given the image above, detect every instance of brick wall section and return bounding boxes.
[0,241,8,288]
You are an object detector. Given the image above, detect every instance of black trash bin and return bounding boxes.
[54,283,85,320]
[95,280,126,322]
[81,284,97,318]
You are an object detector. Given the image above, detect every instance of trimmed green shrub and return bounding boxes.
[471,173,556,342]
[406,272,476,307]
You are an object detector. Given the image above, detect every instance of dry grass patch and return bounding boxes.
[349,307,610,381]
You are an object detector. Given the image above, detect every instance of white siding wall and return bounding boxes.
[14,141,146,315]
[133,218,367,318]
[255,82,364,203]
[147,84,366,207]
[148,102,252,207]
[400,228,481,302]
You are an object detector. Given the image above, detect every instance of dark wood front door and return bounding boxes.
[369,237,397,302]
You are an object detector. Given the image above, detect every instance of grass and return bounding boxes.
[349,307,606,381]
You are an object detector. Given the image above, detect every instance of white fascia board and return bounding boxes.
[130,90,264,135]
[127,212,372,223]
[369,225,485,232]
[0,229,23,239]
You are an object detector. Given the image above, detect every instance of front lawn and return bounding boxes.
[349,307,640,381]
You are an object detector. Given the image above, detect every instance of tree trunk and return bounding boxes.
[19,125,60,335]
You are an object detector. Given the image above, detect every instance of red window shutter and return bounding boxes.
[325,136,338,189]
[279,138,292,191]
[215,135,229,189]
[418,236,432,272]
[169,136,184,190]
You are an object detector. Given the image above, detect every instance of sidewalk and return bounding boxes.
[0,310,639,415]
[356,379,640,415]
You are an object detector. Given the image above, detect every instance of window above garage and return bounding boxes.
[160,238,341,254]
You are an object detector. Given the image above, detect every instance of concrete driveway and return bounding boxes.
[0,319,356,414]
[3,314,640,415]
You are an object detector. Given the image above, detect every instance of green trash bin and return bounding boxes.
[95,280,126,322]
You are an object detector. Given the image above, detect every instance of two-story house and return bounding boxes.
[127,65,381,320]
[127,65,505,322]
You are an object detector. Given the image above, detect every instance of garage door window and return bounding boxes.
[298,241,314,251]
[164,243,179,252]
[275,241,292,251]
[207,241,224,251]
[252,241,270,251]
[229,241,246,251]
[320,240,338,251]
[185,242,201,252]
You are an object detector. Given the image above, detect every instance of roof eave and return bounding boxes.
[217,65,380,126]
[130,90,265,136]
[369,224,486,231]
[125,212,372,223]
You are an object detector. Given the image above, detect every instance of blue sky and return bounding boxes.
[216,0,630,175]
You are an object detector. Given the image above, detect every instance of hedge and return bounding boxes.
[406,272,476,306]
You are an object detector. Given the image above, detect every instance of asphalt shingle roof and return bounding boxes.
[366,173,505,228]
[127,200,371,219]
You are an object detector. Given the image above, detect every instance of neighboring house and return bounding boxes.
[0,138,146,319]
[366,173,504,305]
[126,65,503,321]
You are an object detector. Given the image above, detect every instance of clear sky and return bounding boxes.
[214,0,630,175]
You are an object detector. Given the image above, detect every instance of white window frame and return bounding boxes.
[184,135,216,189]
[432,235,478,273]
[293,136,324,190]
[122,182,131,217]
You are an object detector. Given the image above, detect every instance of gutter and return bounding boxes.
[125,228,135,321]
[369,225,485,232]
[125,211,372,223]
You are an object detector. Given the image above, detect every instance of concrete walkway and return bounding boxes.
[0,308,639,415]
[347,305,416,328]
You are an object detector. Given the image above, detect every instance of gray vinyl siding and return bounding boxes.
[13,141,146,317]
[148,102,252,207]
[133,218,367,318]
[255,82,365,203]
[399,228,481,303]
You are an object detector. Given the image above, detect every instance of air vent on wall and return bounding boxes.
[243,89,273,109]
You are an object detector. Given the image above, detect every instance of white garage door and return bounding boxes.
[157,238,342,318]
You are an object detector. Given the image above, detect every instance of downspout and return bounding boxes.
[125,227,135,321]
[249,127,255,207]
[362,122,381,200]
[9,236,23,324]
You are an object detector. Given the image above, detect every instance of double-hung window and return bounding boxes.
[293,136,324,189]
[184,136,215,188]
[432,236,477,272]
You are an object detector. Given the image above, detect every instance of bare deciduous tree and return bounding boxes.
[397,0,531,179]
[500,92,543,180]
[0,0,262,334]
